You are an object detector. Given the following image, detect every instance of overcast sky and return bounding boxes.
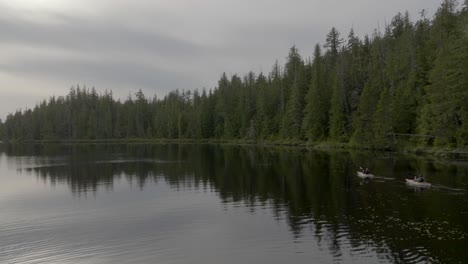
[0,0,443,120]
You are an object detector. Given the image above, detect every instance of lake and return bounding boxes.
[0,143,467,264]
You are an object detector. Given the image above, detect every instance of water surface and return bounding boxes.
[0,144,467,263]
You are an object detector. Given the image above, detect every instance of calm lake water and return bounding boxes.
[0,143,467,264]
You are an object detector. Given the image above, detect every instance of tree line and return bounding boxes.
[1,0,467,149]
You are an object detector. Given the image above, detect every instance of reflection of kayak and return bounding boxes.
[357,171,374,179]
[406,179,432,187]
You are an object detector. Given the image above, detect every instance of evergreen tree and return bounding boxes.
[418,0,467,147]
[282,61,307,139]
[328,71,348,141]
[373,87,394,148]
[214,73,229,138]
[303,44,329,141]
[1,1,466,150]
[0,118,3,140]
[268,61,283,137]
[324,27,344,63]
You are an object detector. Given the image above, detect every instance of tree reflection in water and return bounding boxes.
[1,143,467,263]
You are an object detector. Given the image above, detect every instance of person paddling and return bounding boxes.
[360,167,370,175]
[414,174,425,182]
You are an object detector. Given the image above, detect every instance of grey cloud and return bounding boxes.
[0,13,209,60]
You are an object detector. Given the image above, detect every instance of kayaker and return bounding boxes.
[364,168,370,174]
[359,167,370,174]
[414,175,425,182]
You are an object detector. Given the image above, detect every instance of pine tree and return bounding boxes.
[281,48,306,139]
[0,118,3,140]
[255,73,268,138]
[418,0,467,147]
[373,87,394,148]
[324,27,344,64]
[328,72,348,141]
[303,44,329,141]
[268,61,283,137]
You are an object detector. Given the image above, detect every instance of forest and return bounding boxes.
[0,0,467,150]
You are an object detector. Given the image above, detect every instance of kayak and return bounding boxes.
[357,171,374,179]
[405,179,432,187]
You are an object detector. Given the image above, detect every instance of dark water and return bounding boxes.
[1,144,467,264]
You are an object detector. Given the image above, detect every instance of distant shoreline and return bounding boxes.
[2,138,467,160]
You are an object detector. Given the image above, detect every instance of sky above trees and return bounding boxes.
[0,0,442,120]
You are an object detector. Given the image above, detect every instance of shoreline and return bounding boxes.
[2,138,467,160]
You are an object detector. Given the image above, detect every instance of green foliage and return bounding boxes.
[302,44,330,141]
[281,54,306,139]
[417,1,468,147]
[0,118,3,140]
[324,27,344,63]
[372,87,394,147]
[2,0,466,151]
[328,72,348,142]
